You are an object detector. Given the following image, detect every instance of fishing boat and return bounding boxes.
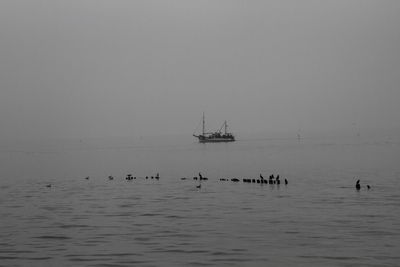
[193,113,235,143]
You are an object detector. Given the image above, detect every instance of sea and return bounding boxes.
[1,132,399,267]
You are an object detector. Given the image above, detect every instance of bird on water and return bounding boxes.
[355,179,361,190]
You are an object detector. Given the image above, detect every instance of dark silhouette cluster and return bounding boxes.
[185,173,290,186]
[355,179,371,190]
[125,174,135,180]
[226,174,288,185]
[44,173,370,192]
[78,173,162,182]
[124,173,160,181]
[193,172,208,180]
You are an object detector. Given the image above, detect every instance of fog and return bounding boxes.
[1,0,399,140]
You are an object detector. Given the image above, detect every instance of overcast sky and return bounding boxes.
[1,0,399,140]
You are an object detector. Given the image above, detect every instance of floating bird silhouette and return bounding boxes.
[355,179,361,190]
[198,172,209,180]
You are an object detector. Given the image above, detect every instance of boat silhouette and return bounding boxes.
[193,113,235,143]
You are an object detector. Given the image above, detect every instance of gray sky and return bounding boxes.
[1,0,399,140]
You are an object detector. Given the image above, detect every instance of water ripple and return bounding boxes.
[2,137,399,267]
[34,235,71,240]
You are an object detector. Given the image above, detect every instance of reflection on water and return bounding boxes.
[1,135,400,266]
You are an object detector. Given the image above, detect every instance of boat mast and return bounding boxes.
[224,120,227,134]
[202,112,205,136]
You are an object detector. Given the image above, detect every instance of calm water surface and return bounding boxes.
[1,135,400,266]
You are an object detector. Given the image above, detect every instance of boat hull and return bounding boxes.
[199,139,235,143]
[196,136,235,143]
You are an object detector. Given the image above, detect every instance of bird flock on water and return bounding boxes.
[45,173,370,191]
